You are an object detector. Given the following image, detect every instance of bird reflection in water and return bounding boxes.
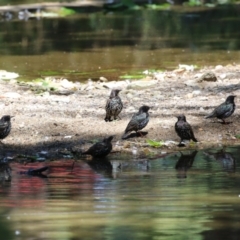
[175,150,198,178]
[204,149,236,172]
[19,166,49,178]
[0,161,11,182]
[87,159,113,179]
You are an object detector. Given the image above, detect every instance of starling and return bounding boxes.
[82,136,114,158]
[122,105,150,139]
[175,115,198,146]
[105,89,123,122]
[0,115,12,140]
[205,95,236,124]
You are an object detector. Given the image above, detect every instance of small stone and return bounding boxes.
[199,107,205,113]
[185,93,193,99]
[192,90,201,95]
[197,72,217,82]
[215,65,223,70]
[127,80,158,90]
[123,141,130,148]
[61,79,75,89]
[64,136,72,139]
[99,76,108,82]
[219,73,227,80]
[2,92,21,98]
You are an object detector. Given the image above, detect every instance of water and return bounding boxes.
[1,146,240,239]
[0,7,240,82]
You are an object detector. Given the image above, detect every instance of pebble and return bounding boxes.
[215,65,223,70]
[192,90,201,95]
[99,76,108,82]
[2,92,21,98]
[127,80,158,90]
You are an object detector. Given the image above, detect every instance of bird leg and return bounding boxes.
[71,160,76,171]
[221,119,231,124]
[137,131,144,137]
[178,140,186,147]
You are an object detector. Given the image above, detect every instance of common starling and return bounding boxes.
[0,115,12,140]
[122,105,150,139]
[82,136,114,158]
[205,95,236,124]
[175,115,198,146]
[105,89,123,122]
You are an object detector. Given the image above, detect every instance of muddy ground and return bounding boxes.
[0,64,240,161]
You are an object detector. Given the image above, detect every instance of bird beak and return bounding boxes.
[10,116,14,118]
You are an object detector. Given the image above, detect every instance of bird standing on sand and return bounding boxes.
[205,95,236,124]
[105,89,123,122]
[82,136,114,158]
[122,105,150,139]
[175,114,198,146]
[0,115,12,140]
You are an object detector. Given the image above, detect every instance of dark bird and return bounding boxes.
[205,95,236,124]
[82,136,114,158]
[175,115,198,146]
[122,105,150,139]
[0,115,12,140]
[105,89,123,122]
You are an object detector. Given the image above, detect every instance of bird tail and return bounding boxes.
[192,137,198,142]
[122,132,128,139]
[204,113,214,119]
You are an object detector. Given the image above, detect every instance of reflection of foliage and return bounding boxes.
[1,6,240,67]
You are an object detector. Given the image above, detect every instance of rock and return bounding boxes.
[184,80,199,87]
[60,79,75,89]
[99,77,108,82]
[127,80,158,90]
[192,90,201,95]
[102,81,128,89]
[197,72,217,82]
[2,92,21,98]
[185,93,193,99]
[0,70,19,80]
[215,65,223,70]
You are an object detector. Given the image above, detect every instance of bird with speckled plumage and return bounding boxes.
[205,95,236,124]
[82,136,114,158]
[0,115,12,141]
[122,105,150,139]
[105,89,123,122]
[175,114,198,146]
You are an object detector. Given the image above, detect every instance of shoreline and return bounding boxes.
[0,64,240,161]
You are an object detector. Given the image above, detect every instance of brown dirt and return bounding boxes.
[1,64,240,160]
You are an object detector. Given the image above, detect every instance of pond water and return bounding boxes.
[0,146,240,239]
[0,7,240,82]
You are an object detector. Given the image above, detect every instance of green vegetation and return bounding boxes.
[146,139,164,148]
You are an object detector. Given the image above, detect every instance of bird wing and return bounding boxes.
[125,112,148,133]
[215,102,233,117]
[0,122,8,129]
[105,99,111,110]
